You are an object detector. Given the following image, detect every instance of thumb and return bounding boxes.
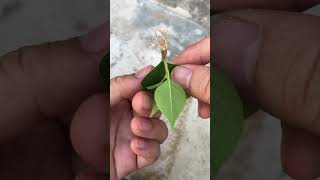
[110,65,153,107]
[171,65,210,104]
[0,23,107,142]
[213,11,320,179]
[213,10,320,135]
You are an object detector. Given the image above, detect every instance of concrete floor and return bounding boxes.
[0,0,107,56]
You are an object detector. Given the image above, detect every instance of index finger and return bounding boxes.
[212,0,319,12]
[173,37,210,65]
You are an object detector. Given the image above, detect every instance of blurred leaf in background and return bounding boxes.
[212,68,245,178]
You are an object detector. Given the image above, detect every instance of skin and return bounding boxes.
[109,69,168,179]
[173,1,320,179]
[173,37,211,119]
[0,27,108,180]
[0,23,168,180]
[2,2,319,178]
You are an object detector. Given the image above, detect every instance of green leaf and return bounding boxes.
[211,69,244,178]
[141,61,176,93]
[150,99,160,118]
[141,59,186,128]
[146,76,166,90]
[154,80,186,127]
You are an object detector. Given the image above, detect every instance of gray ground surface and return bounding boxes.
[0,0,107,56]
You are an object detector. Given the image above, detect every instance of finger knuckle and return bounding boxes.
[200,73,210,103]
[0,48,24,76]
[299,49,320,132]
[303,49,320,133]
[113,76,123,89]
[111,76,125,92]
[147,150,160,162]
[283,48,320,132]
[159,120,168,143]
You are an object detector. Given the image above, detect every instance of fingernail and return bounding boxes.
[135,65,153,79]
[213,15,262,89]
[171,66,192,89]
[143,95,152,111]
[138,118,152,131]
[80,23,108,53]
[135,139,148,150]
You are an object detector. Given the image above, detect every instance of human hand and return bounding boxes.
[110,66,168,180]
[0,23,108,179]
[212,0,320,179]
[171,37,210,119]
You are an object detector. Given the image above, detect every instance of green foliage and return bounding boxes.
[212,68,245,178]
[155,80,186,127]
[142,60,186,127]
[141,61,176,93]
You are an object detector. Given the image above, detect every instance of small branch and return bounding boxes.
[161,50,167,60]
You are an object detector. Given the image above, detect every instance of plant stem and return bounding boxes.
[163,58,174,123]
[163,59,170,80]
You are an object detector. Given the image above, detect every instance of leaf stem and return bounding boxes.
[163,58,174,124]
[163,59,170,80]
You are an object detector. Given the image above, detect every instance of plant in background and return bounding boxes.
[141,28,187,128]
[212,67,257,178]
[212,68,244,178]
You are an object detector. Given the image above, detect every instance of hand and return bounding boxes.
[213,1,320,179]
[110,66,168,180]
[0,23,108,179]
[171,37,211,119]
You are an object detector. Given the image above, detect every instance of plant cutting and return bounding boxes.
[141,28,187,128]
